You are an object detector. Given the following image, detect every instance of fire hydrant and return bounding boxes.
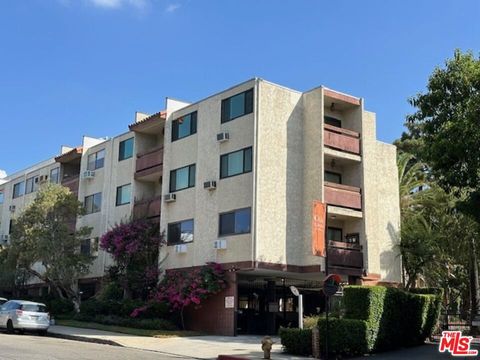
[261,336,274,359]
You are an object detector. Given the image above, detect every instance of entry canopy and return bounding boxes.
[290,286,300,297]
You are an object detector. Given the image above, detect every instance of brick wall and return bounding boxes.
[184,271,237,336]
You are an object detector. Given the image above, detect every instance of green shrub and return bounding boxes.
[318,318,370,356]
[49,298,74,316]
[278,327,312,356]
[98,282,124,301]
[93,315,177,330]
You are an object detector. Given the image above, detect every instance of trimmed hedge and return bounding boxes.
[318,318,369,356]
[343,286,442,353]
[278,328,312,356]
[73,314,177,330]
[79,299,169,319]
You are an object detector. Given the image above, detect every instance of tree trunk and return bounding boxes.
[180,307,185,330]
[470,238,479,334]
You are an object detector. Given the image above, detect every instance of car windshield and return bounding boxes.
[20,304,47,313]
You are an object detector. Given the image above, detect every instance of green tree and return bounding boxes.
[406,49,480,325]
[10,183,93,311]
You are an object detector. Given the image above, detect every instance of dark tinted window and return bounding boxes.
[119,138,134,161]
[85,193,102,214]
[324,116,342,128]
[327,227,343,242]
[325,171,342,184]
[21,304,47,313]
[169,165,196,192]
[172,112,197,141]
[221,89,253,123]
[168,219,194,245]
[219,208,251,236]
[220,147,252,179]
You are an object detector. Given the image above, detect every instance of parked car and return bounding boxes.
[0,300,50,335]
[0,298,7,305]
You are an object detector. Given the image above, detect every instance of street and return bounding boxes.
[0,333,191,360]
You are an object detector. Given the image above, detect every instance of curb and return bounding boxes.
[48,332,122,347]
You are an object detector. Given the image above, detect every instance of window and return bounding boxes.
[25,176,39,194]
[169,164,196,192]
[172,112,197,141]
[324,116,342,128]
[221,89,254,123]
[327,227,343,242]
[80,239,91,256]
[325,171,342,184]
[219,207,251,236]
[9,220,13,235]
[87,149,105,170]
[12,181,25,199]
[119,138,134,161]
[50,168,60,184]
[0,191,4,204]
[116,184,131,206]
[220,147,252,179]
[84,193,102,214]
[167,219,194,245]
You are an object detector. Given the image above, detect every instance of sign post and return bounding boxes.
[290,286,303,329]
[323,274,341,360]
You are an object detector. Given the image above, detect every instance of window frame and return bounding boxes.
[221,88,254,123]
[87,149,105,171]
[220,147,253,179]
[12,181,25,199]
[50,168,60,184]
[324,171,342,184]
[169,164,196,193]
[167,219,194,245]
[115,183,131,206]
[25,176,39,194]
[80,239,92,256]
[218,207,252,236]
[327,227,343,242]
[118,138,134,161]
[172,111,197,142]
[84,192,102,215]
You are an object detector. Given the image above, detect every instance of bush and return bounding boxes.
[72,313,177,330]
[303,315,320,329]
[278,327,312,356]
[342,286,442,353]
[49,298,74,316]
[318,318,370,356]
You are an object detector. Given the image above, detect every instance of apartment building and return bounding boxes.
[0,78,401,336]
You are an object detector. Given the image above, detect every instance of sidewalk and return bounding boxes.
[49,325,309,359]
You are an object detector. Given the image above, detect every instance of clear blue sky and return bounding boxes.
[1,0,479,175]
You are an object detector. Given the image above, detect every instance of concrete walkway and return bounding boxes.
[49,325,309,359]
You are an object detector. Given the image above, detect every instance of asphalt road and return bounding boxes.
[0,333,193,360]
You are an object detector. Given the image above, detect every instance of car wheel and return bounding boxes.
[6,320,14,334]
[38,330,47,336]
[17,329,25,335]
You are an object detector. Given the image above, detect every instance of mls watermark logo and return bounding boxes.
[439,331,478,356]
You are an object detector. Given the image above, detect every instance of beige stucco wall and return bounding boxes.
[160,80,256,270]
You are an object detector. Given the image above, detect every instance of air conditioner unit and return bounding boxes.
[217,132,230,143]
[174,244,187,253]
[214,239,227,250]
[203,181,217,190]
[38,175,48,184]
[164,193,176,203]
[82,170,95,180]
[8,205,16,212]
[0,235,9,242]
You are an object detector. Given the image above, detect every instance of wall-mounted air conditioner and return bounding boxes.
[164,193,176,203]
[8,205,15,212]
[174,244,187,253]
[214,239,227,250]
[82,170,95,180]
[203,181,217,190]
[217,132,229,143]
[38,175,48,184]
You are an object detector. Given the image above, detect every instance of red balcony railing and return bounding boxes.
[133,196,161,219]
[324,182,362,210]
[324,124,360,155]
[61,175,80,196]
[135,146,163,179]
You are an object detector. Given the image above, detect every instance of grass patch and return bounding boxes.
[56,319,204,338]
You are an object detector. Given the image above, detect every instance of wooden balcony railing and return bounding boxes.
[133,195,161,219]
[324,124,360,155]
[324,182,362,210]
[135,146,163,179]
[61,175,80,196]
[327,241,364,269]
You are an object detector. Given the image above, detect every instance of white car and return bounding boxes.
[0,300,50,335]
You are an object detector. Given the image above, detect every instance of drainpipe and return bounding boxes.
[252,78,260,269]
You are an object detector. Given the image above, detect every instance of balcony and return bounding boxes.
[324,124,360,155]
[324,182,361,210]
[327,240,363,276]
[61,175,80,196]
[135,146,163,181]
[133,196,161,219]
